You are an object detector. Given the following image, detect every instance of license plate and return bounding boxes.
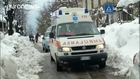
[80,56,91,60]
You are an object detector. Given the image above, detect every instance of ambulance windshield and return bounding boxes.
[57,22,100,37]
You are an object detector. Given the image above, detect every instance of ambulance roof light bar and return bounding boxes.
[59,10,62,15]
[84,8,88,13]
[59,8,88,15]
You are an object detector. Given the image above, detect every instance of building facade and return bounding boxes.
[81,0,137,27]
[80,0,135,27]
[81,0,119,10]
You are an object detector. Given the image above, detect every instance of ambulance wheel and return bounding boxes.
[43,47,44,51]
[43,44,45,51]
[56,61,63,72]
[99,62,106,69]
[51,55,54,61]
[45,49,48,52]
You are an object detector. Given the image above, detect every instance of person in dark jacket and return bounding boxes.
[29,34,32,41]
[35,33,40,43]
[29,34,34,42]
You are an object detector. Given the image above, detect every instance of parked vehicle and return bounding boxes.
[42,26,52,52]
[49,7,107,71]
[129,51,140,79]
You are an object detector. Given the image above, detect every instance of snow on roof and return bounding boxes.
[0,14,6,22]
[117,0,140,7]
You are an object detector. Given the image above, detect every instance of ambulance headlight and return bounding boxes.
[59,10,62,15]
[96,44,104,49]
[84,8,88,13]
[58,47,71,52]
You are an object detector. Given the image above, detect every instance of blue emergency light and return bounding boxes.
[84,8,88,13]
[59,10,62,15]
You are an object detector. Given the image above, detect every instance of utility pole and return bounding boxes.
[139,2,140,24]
[7,9,14,35]
[2,13,4,32]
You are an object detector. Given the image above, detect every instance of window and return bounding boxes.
[91,0,94,9]
[85,0,87,8]
[46,26,52,32]
[44,32,50,37]
[51,25,56,36]
[57,22,100,37]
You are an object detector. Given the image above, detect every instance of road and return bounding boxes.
[34,43,127,79]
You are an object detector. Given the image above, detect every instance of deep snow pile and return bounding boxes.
[99,18,139,77]
[1,33,44,79]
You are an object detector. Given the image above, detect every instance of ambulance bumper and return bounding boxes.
[56,53,107,65]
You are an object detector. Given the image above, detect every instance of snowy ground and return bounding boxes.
[0,33,45,79]
[37,35,43,47]
[98,18,139,77]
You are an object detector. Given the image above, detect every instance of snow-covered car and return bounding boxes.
[129,51,140,79]
[42,31,50,52]
[42,26,52,52]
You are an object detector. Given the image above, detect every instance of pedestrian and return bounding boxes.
[29,34,32,41]
[35,32,40,43]
[31,35,34,43]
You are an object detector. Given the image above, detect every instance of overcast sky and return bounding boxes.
[26,0,50,28]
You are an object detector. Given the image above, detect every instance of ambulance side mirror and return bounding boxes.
[49,32,54,38]
[100,29,105,34]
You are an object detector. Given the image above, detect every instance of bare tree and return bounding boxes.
[37,0,78,35]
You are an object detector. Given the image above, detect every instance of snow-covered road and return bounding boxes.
[34,43,127,79]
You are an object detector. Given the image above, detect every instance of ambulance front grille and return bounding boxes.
[71,51,97,55]
[71,45,96,51]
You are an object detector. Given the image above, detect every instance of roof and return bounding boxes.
[52,8,93,24]
[117,0,140,7]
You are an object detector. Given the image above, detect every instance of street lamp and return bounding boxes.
[139,3,140,24]
[2,14,5,32]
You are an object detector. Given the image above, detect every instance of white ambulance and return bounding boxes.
[49,7,107,71]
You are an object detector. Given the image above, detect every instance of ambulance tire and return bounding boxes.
[56,60,63,72]
[45,49,48,52]
[51,55,54,61]
[43,46,44,51]
[99,62,106,69]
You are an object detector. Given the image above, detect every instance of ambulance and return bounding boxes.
[49,7,107,71]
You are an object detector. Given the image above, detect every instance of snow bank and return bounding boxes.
[101,18,139,76]
[1,32,44,79]
[117,0,140,7]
